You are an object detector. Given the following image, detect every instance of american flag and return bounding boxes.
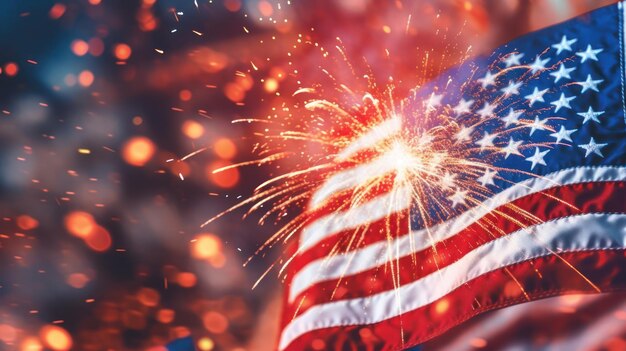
[279,2,626,351]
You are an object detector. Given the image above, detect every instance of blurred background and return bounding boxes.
[0,0,616,350]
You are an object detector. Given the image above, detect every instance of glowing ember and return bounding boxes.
[64,211,96,238]
[182,120,205,139]
[20,337,43,351]
[213,138,237,159]
[122,136,156,166]
[207,160,240,188]
[40,325,72,351]
[191,233,222,260]
[113,43,132,60]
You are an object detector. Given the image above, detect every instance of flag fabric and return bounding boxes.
[279,2,626,350]
[423,291,626,350]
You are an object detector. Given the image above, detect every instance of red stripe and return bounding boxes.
[302,172,398,223]
[293,176,626,277]
[276,178,396,334]
[283,249,626,351]
[286,181,626,318]
[423,291,626,350]
[289,173,408,277]
[290,211,410,275]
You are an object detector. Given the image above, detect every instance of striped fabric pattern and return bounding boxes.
[279,2,626,351]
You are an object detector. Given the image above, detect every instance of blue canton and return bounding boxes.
[404,4,626,222]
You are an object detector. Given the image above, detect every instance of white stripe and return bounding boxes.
[280,213,626,350]
[299,186,411,252]
[310,116,401,208]
[290,166,626,301]
[336,116,401,161]
[310,152,401,208]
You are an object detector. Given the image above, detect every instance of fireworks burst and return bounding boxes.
[202,40,595,297]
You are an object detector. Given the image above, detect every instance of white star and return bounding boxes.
[551,35,577,54]
[525,147,550,170]
[453,98,474,116]
[576,45,603,63]
[425,92,443,110]
[549,63,575,83]
[578,137,608,158]
[478,71,497,88]
[477,169,498,187]
[503,52,524,67]
[448,188,468,208]
[477,101,496,119]
[502,138,523,159]
[528,116,547,136]
[475,132,497,150]
[550,93,576,112]
[455,124,474,142]
[577,106,605,124]
[501,108,523,127]
[528,55,550,74]
[440,171,456,191]
[575,74,603,93]
[525,87,549,106]
[501,80,522,97]
[549,125,577,144]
